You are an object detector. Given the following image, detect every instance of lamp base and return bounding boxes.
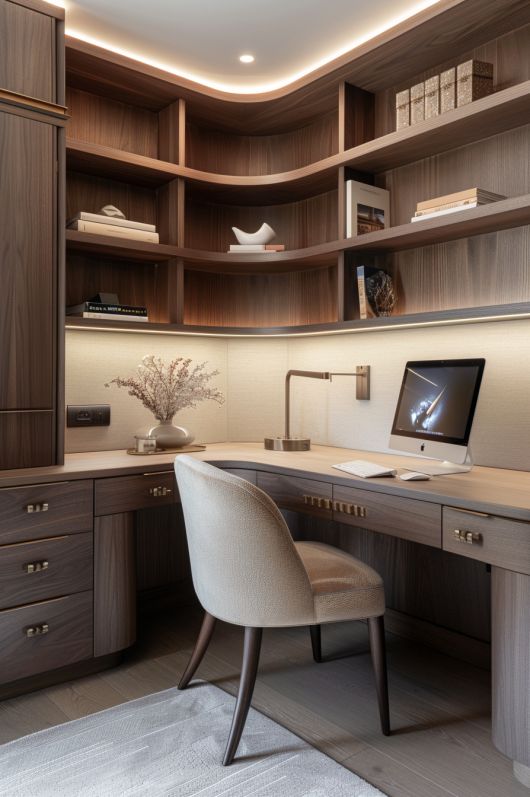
[264,437,311,451]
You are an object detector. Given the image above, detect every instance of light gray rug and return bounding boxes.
[0,682,386,796]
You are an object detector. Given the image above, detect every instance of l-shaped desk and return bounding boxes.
[0,442,528,784]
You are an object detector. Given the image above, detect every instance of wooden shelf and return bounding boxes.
[65,302,530,337]
[66,82,530,202]
[65,229,179,262]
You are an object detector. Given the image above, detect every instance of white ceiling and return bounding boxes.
[63,0,441,94]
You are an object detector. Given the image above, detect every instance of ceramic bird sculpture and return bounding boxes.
[232,222,276,245]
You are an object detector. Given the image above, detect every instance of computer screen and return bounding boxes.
[389,359,485,464]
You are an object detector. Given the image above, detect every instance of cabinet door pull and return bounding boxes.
[453,528,482,545]
[25,502,49,513]
[25,623,49,638]
[24,560,49,574]
[149,486,172,497]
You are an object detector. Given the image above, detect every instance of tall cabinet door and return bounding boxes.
[0,110,55,467]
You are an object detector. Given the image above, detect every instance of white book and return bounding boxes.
[345,180,390,238]
[227,246,275,253]
[68,220,159,243]
[68,212,156,233]
[410,202,478,222]
[80,312,149,322]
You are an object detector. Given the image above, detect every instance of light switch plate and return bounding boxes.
[67,404,111,427]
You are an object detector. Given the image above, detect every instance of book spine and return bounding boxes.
[356,267,369,320]
[414,198,480,215]
[71,213,157,232]
[81,312,149,322]
[69,220,160,242]
[84,303,147,315]
[411,202,478,222]
[345,181,352,238]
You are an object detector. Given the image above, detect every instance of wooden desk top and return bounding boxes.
[0,442,528,522]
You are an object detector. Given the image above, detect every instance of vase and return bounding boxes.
[147,420,195,449]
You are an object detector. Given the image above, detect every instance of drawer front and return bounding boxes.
[257,472,332,518]
[333,484,441,548]
[443,507,530,575]
[222,468,257,484]
[0,532,93,610]
[0,591,93,685]
[0,480,93,545]
[95,471,178,516]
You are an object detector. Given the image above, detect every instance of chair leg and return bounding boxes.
[309,624,322,663]
[223,626,263,766]
[368,615,390,736]
[178,611,217,690]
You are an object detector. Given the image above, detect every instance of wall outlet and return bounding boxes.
[67,404,111,428]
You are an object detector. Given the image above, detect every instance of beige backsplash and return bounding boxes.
[66,318,530,470]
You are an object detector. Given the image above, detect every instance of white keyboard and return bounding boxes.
[332,460,397,478]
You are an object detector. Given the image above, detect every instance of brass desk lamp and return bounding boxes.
[264,367,370,451]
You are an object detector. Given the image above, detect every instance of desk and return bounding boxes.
[0,443,529,784]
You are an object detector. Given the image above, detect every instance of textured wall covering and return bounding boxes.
[65,318,530,470]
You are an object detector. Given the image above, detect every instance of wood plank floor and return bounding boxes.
[0,607,527,797]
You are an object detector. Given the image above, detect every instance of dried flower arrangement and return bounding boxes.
[106,355,225,422]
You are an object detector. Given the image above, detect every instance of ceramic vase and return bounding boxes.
[147,420,194,449]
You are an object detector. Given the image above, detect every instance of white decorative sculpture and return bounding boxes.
[99,204,126,219]
[232,222,276,245]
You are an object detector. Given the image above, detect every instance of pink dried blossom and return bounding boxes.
[105,355,224,422]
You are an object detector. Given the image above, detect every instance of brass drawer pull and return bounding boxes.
[453,528,482,545]
[149,486,172,497]
[25,502,49,513]
[332,500,367,518]
[24,560,49,574]
[26,623,49,638]
[303,494,331,509]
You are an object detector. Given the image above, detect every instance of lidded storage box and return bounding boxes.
[456,60,493,106]
[395,88,410,130]
[440,67,456,113]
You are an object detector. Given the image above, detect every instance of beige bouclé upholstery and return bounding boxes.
[175,455,384,628]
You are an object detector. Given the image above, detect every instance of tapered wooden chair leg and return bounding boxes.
[223,626,263,766]
[178,611,217,690]
[368,615,390,736]
[309,624,322,663]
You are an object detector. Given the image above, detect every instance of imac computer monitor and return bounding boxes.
[389,359,485,473]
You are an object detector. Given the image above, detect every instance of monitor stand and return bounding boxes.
[403,450,474,476]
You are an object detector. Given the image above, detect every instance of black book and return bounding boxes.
[66,302,148,316]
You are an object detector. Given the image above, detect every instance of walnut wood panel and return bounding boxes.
[256,471,332,519]
[0,478,92,545]
[185,190,338,250]
[0,590,93,684]
[66,171,158,228]
[157,177,182,246]
[66,138,181,188]
[183,267,338,328]
[0,111,54,410]
[66,254,170,323]
[222,468,257,484]
[0,0,54,102]
[94,513,136,656]
[340,83,375,151]
[492,568,530,767]
[94,471,178,516]
[333,484,441,548]
[0,532,93,610]
[0,412,54,471]
[65,86,158,157]
[158,99,181,165]
[186,111,338,176]
[135,504,190,592]
[443,507,530,575]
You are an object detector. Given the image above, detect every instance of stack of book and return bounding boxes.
[227,244,285,254]
[411,188,505,222]
[66,301,149,322]
[67,211,159,243]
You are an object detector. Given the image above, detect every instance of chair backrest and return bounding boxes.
[175,455,315,628]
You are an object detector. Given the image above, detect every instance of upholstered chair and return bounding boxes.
[175,455,390,766]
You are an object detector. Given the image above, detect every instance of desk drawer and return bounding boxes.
[0,591,93,685]
[95,471,178,516]
[333,485,441,548]
[0,533,93,610]
[222,468,257,484]
[257,472,332,518]
[443,507,530,575]
[0,480,93,545]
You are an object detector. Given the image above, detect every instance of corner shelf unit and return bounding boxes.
[64,1,530,336]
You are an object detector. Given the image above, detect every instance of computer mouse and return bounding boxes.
[399,471,431,481]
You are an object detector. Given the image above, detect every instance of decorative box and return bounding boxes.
[425,75,440,119]
[440,67,456,113]
[395,88,410,130]
[456,59,494,106]
[410,82,425,125]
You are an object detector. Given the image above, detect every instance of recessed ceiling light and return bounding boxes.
[239,54,255,64]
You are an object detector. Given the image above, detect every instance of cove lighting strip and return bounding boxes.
[65,0,442,95]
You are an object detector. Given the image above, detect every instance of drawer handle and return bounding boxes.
[303,494,331,509]
[149,486,172,497]
[453,528,482,545]
[24,560,49,574]
[25,623,49,638]
[25,502,49,513]
[332,500,367,518]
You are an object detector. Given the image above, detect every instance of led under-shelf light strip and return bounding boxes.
[64,0,442,95]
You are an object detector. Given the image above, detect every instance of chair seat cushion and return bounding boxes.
[295,541,385,623]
